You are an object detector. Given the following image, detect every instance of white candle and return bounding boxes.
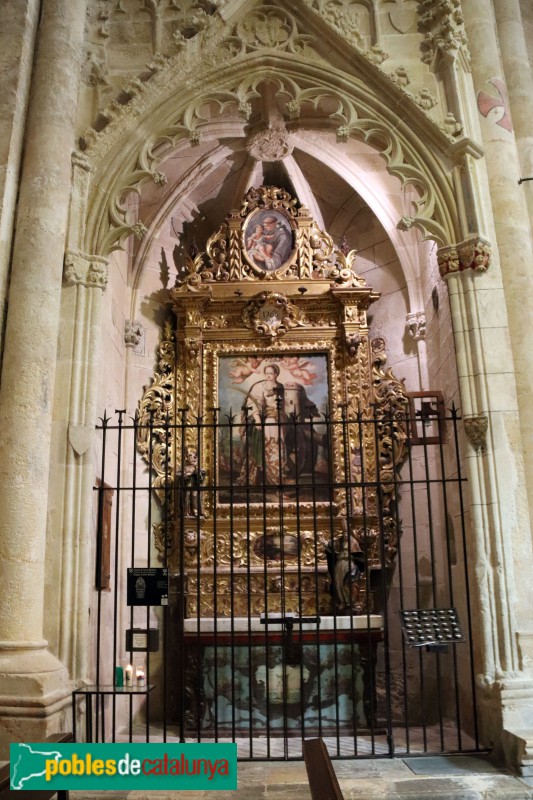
[125,664,133,687]
[136,667,145,687]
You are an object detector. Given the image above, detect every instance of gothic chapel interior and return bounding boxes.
[3,0,533,775]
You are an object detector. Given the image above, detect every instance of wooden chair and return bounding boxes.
[303,737,345,800]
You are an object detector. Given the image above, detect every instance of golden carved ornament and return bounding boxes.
[172,186,366,287]
[137,188,411,617]
[241,292,307,339]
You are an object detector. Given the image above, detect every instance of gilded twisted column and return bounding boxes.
[0,0,88,751]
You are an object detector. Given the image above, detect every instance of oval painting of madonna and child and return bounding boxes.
[243,209,295,273]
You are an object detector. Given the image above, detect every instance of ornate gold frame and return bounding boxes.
[138,186,409,616]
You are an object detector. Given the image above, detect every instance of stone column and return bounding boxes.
[493,0,533,224]
[0,0,88,752]
[56,251,108,681]
[462,0,533,537]
[0,0,40,357]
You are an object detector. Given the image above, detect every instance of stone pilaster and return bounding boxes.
[0,0,89,753]
[445,265,533,775]
[52,252,108,681]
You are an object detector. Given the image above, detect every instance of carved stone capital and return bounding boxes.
[406,311,426,341]
[63,250,108,290]
[124,319,144,349]
[437,236,492,278]
[464,414,488,452]
[417,0,470,68]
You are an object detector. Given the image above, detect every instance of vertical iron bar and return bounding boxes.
[177,407,187,743]
[452,405,479,748]
[210,407,220,743]
[402,404,420,753]
[437,409,462,751]
[372,405,394,757]
[129,411,139,744]
[228,411,237,744]
[112,409,126,744]
[244,407,254,758]
[195,413,202,744]
[162,411,171,744]
[310,410,322,743]
[95,412,109,743]
[145,409,156,744]
[356,407,376,755]
[259,409,271,758]
[390,402,412,755]
[292,411,305,755]
[420,417,443,751]
[341,406,358,757]
[406,402,426,753]
[355,407,367,756]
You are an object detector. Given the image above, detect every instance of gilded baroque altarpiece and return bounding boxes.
[138,187,408,618]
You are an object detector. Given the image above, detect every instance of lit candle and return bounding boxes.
[136,667,145,688]
[125,664,133,687]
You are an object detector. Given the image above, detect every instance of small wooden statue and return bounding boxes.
[179,448,206,517]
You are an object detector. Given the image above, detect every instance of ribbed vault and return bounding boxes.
[75,0,487,322]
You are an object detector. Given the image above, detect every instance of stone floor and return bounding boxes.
[68,754,533,799]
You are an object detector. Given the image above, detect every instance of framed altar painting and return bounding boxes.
[243,209,295,273]
[217,353,330,503]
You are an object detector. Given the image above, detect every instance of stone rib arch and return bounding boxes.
[128,125,425,313]
[79,50,474,261]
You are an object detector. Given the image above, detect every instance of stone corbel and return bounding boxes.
[63,250,109,290]
[68,424,93,456]
[124,319,143,349]
[406,311,426,341]
[437,236,492,278]
[464,414,488,452]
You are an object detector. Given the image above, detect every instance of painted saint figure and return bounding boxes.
[246,224,273,263]
[246,215,292,271]
[240,363,320,486]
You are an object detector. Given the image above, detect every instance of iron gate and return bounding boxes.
[82,404,481,760]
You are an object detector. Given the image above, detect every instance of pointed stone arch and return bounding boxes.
[73,10,487,268]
